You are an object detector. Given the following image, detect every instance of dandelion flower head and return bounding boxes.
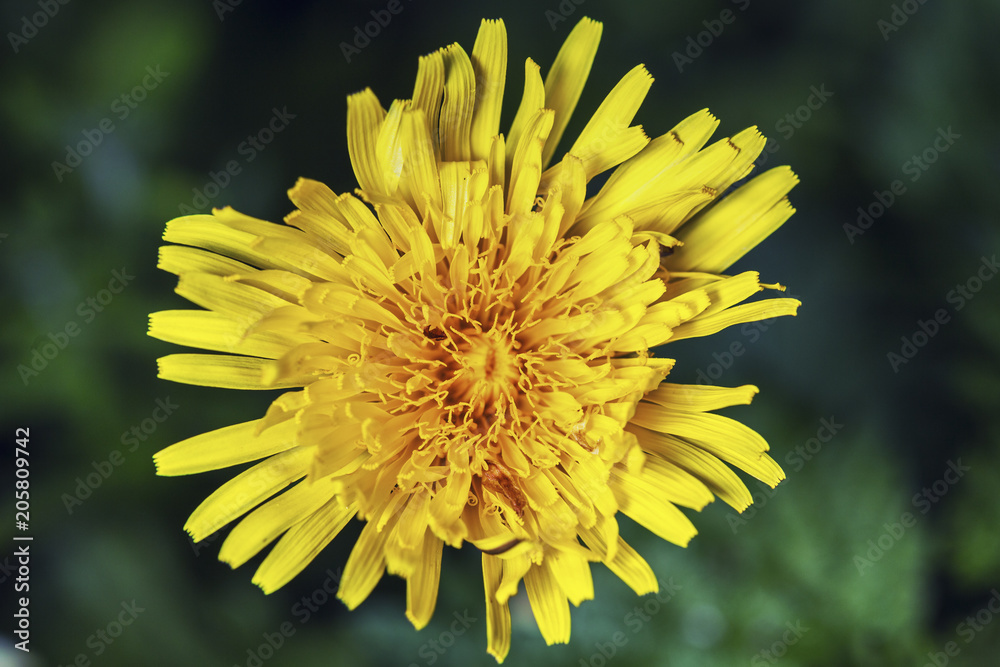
[151,17,799,661]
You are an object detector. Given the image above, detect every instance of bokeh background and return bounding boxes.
[3,0,1000,665]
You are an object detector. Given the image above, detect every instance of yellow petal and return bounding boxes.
[610,465,700,546]
[575,511,611,553]
[643,383,759,413]
[631,426,753,511]
[440,43,476,161]
[541,16,603,166]
[470,19,507,161]
[253,499,356,593]
[337,517,390,610]
[616,454,714,512]
[596,127,767,236]
[667,166,799,273]
[604,536,657,595]
[157,353,308,389]
[285,178,352,256]
[524,560,571,645]
[411,49,445,162]
[428,469,471,547]
[575,108,721,229]
[375,201,421,253]
[610,322,673,352]
[560,64,652,180]
[437,161,484,248]
[219,474,337,569]
[396,491,432,550]
[497,553,532,603]
[669,297,801,342]
[233,269,314,304]
[505,57,544,181]
[149,310,298,359]
[246,235,349,283]
[549,549,594,606]
[694,271,767,317]
[309,419,365,479]
[546,153,587,238]
[399,109,442,215]
[689,126,768,207]
[157,244,253,277]
[669,108,724,154]
[183,443,312,541]
[483,134,505,198]
[568,455,618,518]
[405,532,444,630]
[163,216,270,269]
[375,99,407,195]
[347,88,387,195]
[507,109,554,216]
[631,404,785,486]
[483,554,511,663]
[164,211,345,281]
[565,242,631,300]
[155,418,297,477]
[174,272,290,320]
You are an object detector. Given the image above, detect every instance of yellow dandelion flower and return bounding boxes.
[151,17,799,661]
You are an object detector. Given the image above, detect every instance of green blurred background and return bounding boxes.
[3,0,999,665]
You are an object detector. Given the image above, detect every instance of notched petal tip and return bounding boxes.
[252,577,277,596]
[151,451,167,476]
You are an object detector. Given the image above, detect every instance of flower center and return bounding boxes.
[436,327,523,432]
[450,332,518,399]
